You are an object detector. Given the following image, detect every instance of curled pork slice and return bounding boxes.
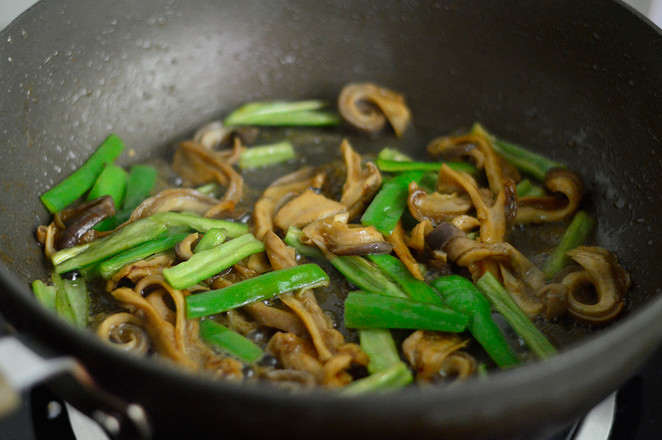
[193,120,257,161]
[253,167,325,239]
[407,219,434,253]
[129,188,226,222]
[112,275,244,379]
[388,221,424,280]
[96,312,150,356]
[338,83,411,137]
[408,181,473,226]
[427,222,569,318]
[515,168,584,224]
[301,219,392,256]
[106,253,176,290]
[339,139,382,218]
[263,232,368,384]
[428,133,520,195]
[174,233,200,261]
[266,331,356,388]
[273,189,347,232]
[402,331,476,382]
[561,246,630,325]
[172,140,243,204]
[242,302,307,336]
[438,164,517,244]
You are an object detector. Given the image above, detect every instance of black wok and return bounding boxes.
[0,0,661,439]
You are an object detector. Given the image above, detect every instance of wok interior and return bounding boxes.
[1,0,661,438]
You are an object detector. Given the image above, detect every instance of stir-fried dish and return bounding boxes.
[32,83,631,392]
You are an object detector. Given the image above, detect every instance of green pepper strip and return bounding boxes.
[340,361,413,395]
[358,329,402,375]
[430,275,519,368]
[52,217,167,274]
[40,134,125,214]
[88,164,128,231]
[115,165,158,224]
[361,170,425,236]
[97,232,190,279]
[87,163,128,203]
[194,228,228,253]
[150,212,248,238]
[186,263,329,319]
[35,273,90,327]
[542,210,595,280]
[476,272,557,359]
[366,254,441,305]
[239,141,296,169]
[515,178,546,198]
[471,123,563,181]
[345,291,470,333]
[163,233,264,290]
[376,158,477,175]
[199,319,264,363]
[224,100,341,127]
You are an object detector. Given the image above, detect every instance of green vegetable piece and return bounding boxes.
[194,228,227,253]
[471,123,563,181]
[330,255,407,299]
[284,226,326,259]
[341,361,413,395]
[186,264,329,319]
[32,280,57,311]
[163,233,264,290]
[361,170,425,236]
[515,178,546,198]
[542,210,595,279]
[87,164,128,203]
[97,232,190,279]
[376,158,477,175]
[88,164,128,231]
[476,272,557,359]
[366,254,442,305]
[52,217,167,274]
[431,275,519,368]
[150,212,248,238]
[50,273,89,328]
[344,291,470,333]
[225,100,341,127]
[40,134,125,213]
[359,328,402,374]
[239,140,296,169]
[115,165,158,224]
[199,320,263,363]
[377,147,414,162]
[194,182,224,198]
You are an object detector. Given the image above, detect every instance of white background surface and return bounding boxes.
[2,0,662,30]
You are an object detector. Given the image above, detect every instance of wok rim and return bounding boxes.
[1,0,661,436]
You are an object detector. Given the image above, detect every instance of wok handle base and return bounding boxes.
[0,336,151,440]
